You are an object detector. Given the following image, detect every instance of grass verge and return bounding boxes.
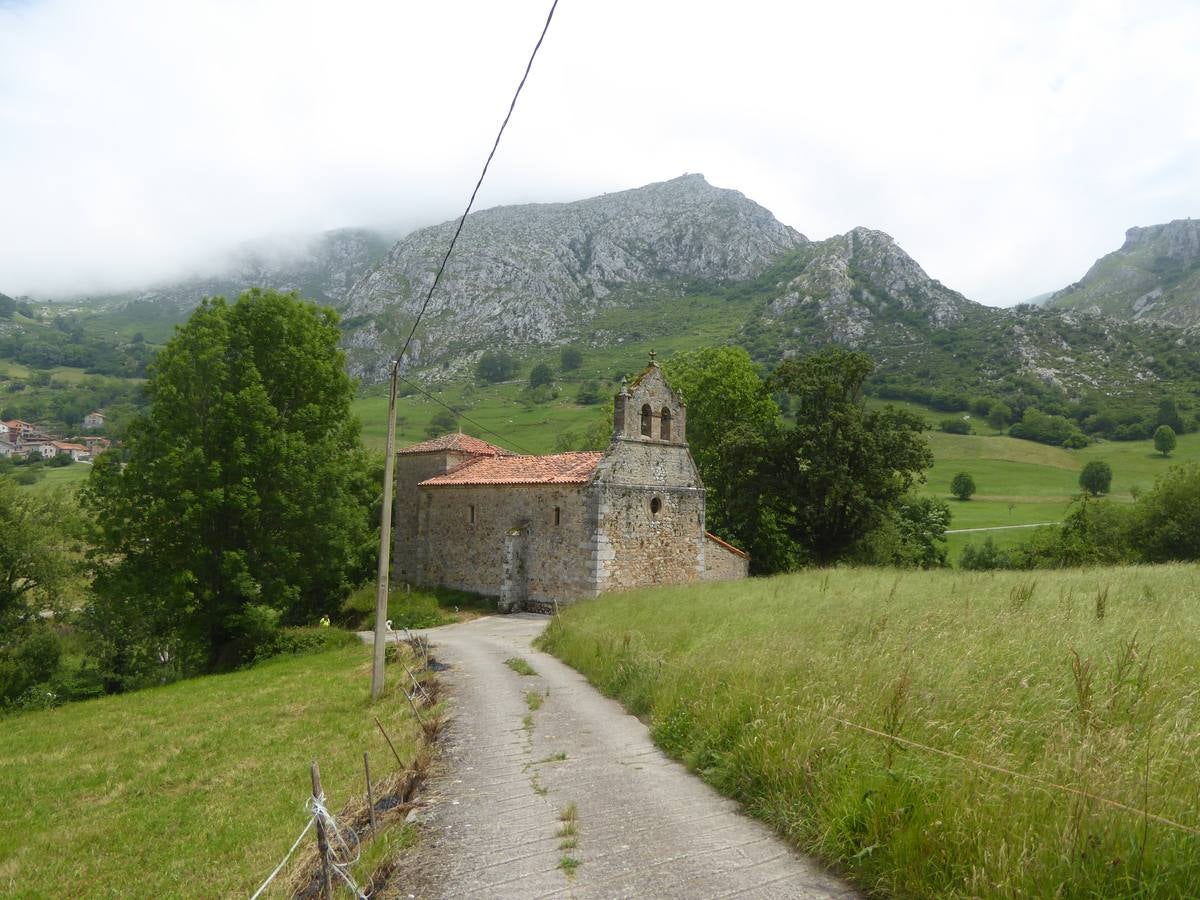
[0,642,432,896]
[538,566,1200,897]
[340,582,493,630]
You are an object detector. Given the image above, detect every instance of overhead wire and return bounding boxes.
[391,0,561,374]
[395,371,539,456]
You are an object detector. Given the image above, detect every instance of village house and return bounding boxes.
[82,410,106,430]
[51,441,90,462]
[392,358,748,611]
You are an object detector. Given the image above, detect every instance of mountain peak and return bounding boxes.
[1048,218,1200,327]
[341,178,806,376]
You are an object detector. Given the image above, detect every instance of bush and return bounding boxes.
[11,468,42,485]
[939,418,972,435]
[950,472,976,501]
[1154,424,1177,457]
[47,453,73,468]
[476,350,517,384]
[1079,460,1112,496]
[959,536,1011,570]
[426,408,458,437]
[1061,433,1090,449]
[529,363,554,389]
[560,346,583,372]
[0,626,62,706]
[1010,408,1084,446]
[575,381,602,405]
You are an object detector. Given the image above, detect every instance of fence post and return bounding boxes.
[310,761,334,898]
[364,751,378,833]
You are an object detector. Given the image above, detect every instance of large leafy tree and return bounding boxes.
[765,349,932,565]
[663,348,783,560]
[82,289,373,682]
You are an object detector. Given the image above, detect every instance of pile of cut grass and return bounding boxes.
[539,566,1200,897]
[0,643,426,896]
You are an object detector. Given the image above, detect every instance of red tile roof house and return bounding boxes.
[51,441,90,462]
[392,361,748,612]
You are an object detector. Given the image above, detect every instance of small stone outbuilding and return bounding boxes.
[392,360,748,610]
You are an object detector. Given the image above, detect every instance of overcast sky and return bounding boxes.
[2,0,1198,304]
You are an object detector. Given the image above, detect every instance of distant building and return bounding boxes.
[392,358,748,612]
[82,411,106,430]
[52,441,90,462]
[24,441,56,460]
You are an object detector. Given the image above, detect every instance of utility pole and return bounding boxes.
[371,361,399,701]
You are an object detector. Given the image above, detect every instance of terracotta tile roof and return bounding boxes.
[397,432,514,457]
[420,452,604,486]
[706,531,749,559]
[52,442,87,451]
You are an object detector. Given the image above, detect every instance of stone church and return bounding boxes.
[392,359,748,610]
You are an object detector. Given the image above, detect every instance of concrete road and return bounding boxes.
[376,614,855,899]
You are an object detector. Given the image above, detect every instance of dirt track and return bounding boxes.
[374,614,855,899]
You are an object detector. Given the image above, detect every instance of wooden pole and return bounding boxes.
[310,761,334,899]
[371,362,400,701]
[364,751,377,833]
[375,715,405,768]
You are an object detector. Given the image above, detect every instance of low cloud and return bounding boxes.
[2,0,1198,304]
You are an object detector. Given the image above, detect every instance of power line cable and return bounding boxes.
[392,0,560,372]
[395,371,539,456]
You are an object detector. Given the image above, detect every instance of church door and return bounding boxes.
[500,526,528,612]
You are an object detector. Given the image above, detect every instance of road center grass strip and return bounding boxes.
[538,566,1200,897]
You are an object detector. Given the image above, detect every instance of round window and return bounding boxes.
[650,497,662,515]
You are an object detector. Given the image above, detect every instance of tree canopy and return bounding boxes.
[82,289,374,686]
[1079,460,1113,496]
[666,347,932,570]
[951,472,976,501]
[1154,424,1177,457]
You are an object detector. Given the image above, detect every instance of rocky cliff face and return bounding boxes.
[1047,219,1200,327]
[104,227,392,311]
[340,175,806,377]
[755,227,975,347]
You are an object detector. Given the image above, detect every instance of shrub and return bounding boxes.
[1010,408,1084,446]
[476,350,517,384]
[1154,424,1177,457]
[529,363,554,389]
[950,472,976,501]
[426,408,458,437]
[47,453,74,468]
[939,418,972,435]
[560,346,583,371]
[575,381,602,405]
[1061,433,1089,449]
[959,536,1011,570]
[1079,460,1112,496]
[0,626,62,706]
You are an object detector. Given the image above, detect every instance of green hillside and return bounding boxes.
[0,642,423,896]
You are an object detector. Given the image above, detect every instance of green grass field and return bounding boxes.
[0,642,424,897]
[12,463,92,494]
[540,566,1200,897]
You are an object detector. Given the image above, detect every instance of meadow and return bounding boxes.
[539,566,1200,897]
[0,642,425,897]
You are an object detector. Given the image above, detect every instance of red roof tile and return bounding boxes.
[397,432,514,457]
[420,452,603,486]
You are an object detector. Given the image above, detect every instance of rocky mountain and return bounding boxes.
[734,227,1200,405]
[1047,219,1200,327]
[339,175,805,377]
[78,227,393,312]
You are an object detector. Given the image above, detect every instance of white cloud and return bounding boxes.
[1,0,1198,303]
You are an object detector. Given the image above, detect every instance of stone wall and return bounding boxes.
[415,483,594,603]
[392,449,478,583]
[702,533,750,581]
[590,480,707,593]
